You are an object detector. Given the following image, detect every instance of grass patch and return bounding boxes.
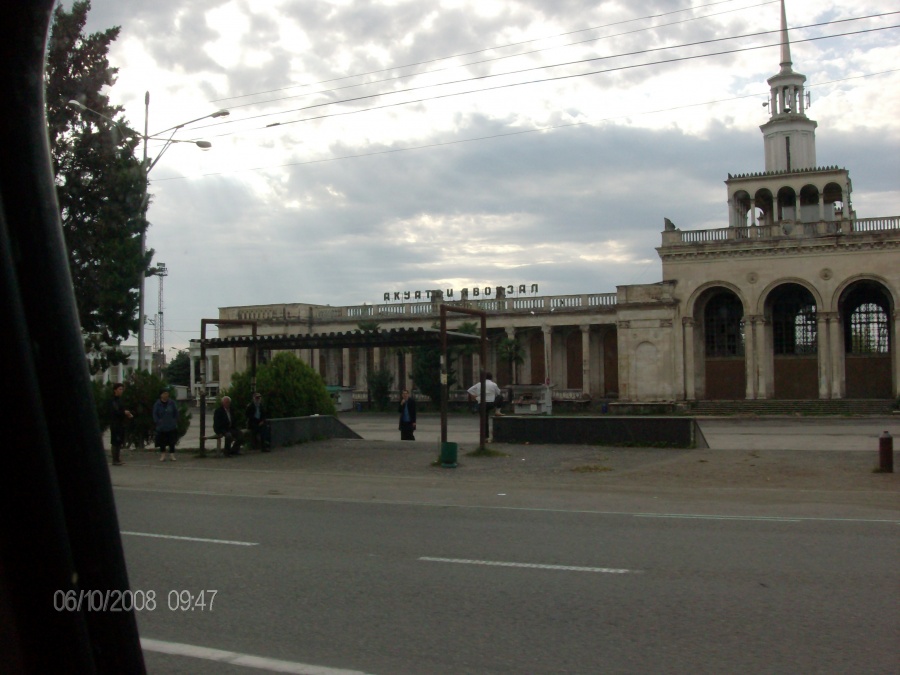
[571,464,612,473]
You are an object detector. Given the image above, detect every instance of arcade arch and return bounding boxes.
[689,286,746,400]
[765,283,818,399]
[839,279,894,398]
[777,186,797,221]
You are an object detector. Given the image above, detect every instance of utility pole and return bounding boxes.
[138,91,149,372]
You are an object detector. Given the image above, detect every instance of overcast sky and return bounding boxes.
[71,0,900,352]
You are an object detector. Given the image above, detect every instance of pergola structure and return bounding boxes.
[196,312,484,455]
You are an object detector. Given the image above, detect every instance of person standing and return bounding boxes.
[398,389,417,441]
[109,382,133,466]
[467,373,504,439]
[153,389,179,462]
[214,395,244,456]
[245,392,270,451]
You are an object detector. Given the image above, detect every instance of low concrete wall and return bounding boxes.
[269,415,362,448]
[492,416,707,448]
[606,402,692,415]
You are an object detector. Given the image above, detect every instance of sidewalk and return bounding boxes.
[107,413,899,501]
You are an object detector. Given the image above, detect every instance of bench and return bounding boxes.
[201,434,224,455]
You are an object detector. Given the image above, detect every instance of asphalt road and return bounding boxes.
[120,489,897,675]
[109,413,899,674]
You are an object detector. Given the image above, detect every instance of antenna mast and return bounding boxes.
[154,262,168,371]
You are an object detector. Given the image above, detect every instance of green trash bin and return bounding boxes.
[440,441,458,468]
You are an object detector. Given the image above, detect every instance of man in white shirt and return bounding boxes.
[467,372,504,439]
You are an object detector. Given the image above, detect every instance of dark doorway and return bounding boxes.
[704,291,746,399]
[769,284,818,399]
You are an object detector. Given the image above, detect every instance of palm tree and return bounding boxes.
[497,336,525,385]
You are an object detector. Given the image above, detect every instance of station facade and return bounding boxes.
[209,4,899,405]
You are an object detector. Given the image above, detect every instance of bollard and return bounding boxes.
[440,441,458,468]
[878,431,893,473]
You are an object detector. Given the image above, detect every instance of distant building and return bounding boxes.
[211,3,898,405]
[90,344,153,385]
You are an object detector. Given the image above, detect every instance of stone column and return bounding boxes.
[542,325,552,385]
[342,348,351,387]
[580,324,591,396]
[757,316,773,399]
[828,316,844,398]
[683,318,696,401]
[311,348,320,375]
[743,315,758,399]
[818,194,825,222]
[357,348,368,392]
[595,328,606,396]
[817,312,833,399]
[616,321,630,400]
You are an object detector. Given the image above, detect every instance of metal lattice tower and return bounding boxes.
[154,262,168,357]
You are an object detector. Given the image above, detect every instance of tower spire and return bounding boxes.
[779,0,793,73]
[760,0,816,172]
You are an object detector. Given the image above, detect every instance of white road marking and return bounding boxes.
[121,531,258,546]
[419,556,637,574]
[634,513,802,522]
[141,638,371,674]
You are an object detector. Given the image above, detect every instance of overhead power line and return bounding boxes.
[185,20,898,145]
[211,0,768,105]
[217,0,780,111]
[151,68,898,182]
[190,13,899,138]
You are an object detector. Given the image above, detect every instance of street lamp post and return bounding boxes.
[68,93,229,372]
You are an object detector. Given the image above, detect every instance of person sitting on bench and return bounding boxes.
[213,396,243,456]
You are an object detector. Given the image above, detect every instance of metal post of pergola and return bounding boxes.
[439,304,488,453]
[198,318,257,457]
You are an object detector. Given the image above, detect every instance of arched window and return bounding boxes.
[772,286,817,355]
[848,303,889,354]
[704,294,744,356]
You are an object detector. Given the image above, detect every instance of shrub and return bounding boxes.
[223,351,335,422]
[103,372,192,449]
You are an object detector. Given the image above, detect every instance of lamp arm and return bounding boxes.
[145,128,180,173]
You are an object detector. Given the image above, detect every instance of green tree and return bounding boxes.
[366,368,394,411]
[45,1,151,374]
[165,350,191,386]
[223,352,336,424]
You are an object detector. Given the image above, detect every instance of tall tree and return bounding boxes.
[45,0,151,374]
[164,349,191,387]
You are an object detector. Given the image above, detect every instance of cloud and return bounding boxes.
[67,0,900,348]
